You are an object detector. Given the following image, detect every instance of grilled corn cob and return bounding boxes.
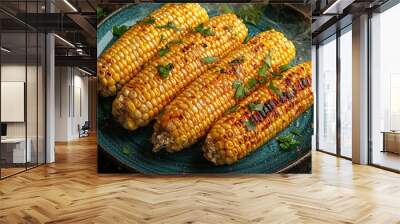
[152,30,296,152]
[203,62,313,165]
[97,3,209,97]
[112,14,248,130]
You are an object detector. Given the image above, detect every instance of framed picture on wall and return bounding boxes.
[96,2,313,174]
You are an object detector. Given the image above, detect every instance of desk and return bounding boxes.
[382,131,400,154]
[1,138,31,163]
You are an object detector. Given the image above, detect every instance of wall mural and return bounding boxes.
[97,3,313,174]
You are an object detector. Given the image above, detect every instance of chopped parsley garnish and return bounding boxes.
[122,146,130,155]
[157,63,173,78]
[263,52,272,68]
[232,80,243,89]
[159,34,165,43]
[247,78,258,90]
[291,129,301,136]
[257,52,272,82]
[232,78,258,99]
[248,102,264,111]
[279,64,292,72]
[229,56,245,65]
[158,47,170,57]
[235,84,246,99]
[225,105,240,115]
[112,25,129,37]
[268,81,282,97]
[244,119,256,131]
[258,63,269,77]
[168,39,183,45]
[276,134,300,150]
[194,23,215,36]
[201,56,218,64]
[141,16,156,25]
[156,21,181,31]
[272,73,283,79]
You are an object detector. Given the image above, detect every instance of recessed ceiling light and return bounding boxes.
[77,67,93,76]
[1,47,11,53]
[54,34,75,48]
[63,0,78,12]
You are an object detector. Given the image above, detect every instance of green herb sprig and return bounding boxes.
[276,133,300,150]
[201,57,218,64]
[156,21,181,31]
[194,23,215,36]
[225,105,240,115]
[122,146,130,155]
[248,102,264,111]
[158,47,170,57]
[244,119,256,131]
[157,63,174,78]
[112,25,129,37]
[158,39,183,57]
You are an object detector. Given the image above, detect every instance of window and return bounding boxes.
[317,36,337,154]
[370,3,400,171]
[339,27,352,158]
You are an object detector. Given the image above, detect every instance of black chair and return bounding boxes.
[78,121,90,138]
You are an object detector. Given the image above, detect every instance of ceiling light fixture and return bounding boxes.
[77,67,93,76]
[322,0,343,14]
[54,34,75,48]
[1,47,11,53]
[322,0,355,15]
[63,0,78,12]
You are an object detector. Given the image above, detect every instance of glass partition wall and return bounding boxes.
[315,26,353,159]
[0,2,46,179]
[317,35,337,155]
[370,3,400,171]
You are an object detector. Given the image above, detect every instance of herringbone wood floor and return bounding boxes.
[1,135,400,224]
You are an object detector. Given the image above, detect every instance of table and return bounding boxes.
[381,131,400,154]
[1,138,31,164]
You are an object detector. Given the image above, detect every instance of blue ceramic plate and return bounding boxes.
[97,3,312,174]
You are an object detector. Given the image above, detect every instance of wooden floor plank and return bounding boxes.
[0,135,399,224]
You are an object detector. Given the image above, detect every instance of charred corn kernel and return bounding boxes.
[203,62,313,165]
[97,3,208,97]
[152,30,296,152]
[113,14,248,131]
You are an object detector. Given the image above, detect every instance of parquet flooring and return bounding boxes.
[1,135,400,224]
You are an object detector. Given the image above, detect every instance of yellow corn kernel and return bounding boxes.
[152,30,296,152]
[97,3,209,96]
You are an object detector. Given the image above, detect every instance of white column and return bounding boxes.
[352,14,369,164]
[46,1,55,163]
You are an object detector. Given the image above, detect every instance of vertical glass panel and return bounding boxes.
[26,0,39,169]
[371,4,400,171]
[317,36,337,154]
[312,45,317,150]
[38,32,45,165]
[0,10,27,177]
[27,30,38,169]
[339,28,352,158]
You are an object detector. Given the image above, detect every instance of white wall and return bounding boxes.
[1,64,46,164]
[54,66,89,141]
